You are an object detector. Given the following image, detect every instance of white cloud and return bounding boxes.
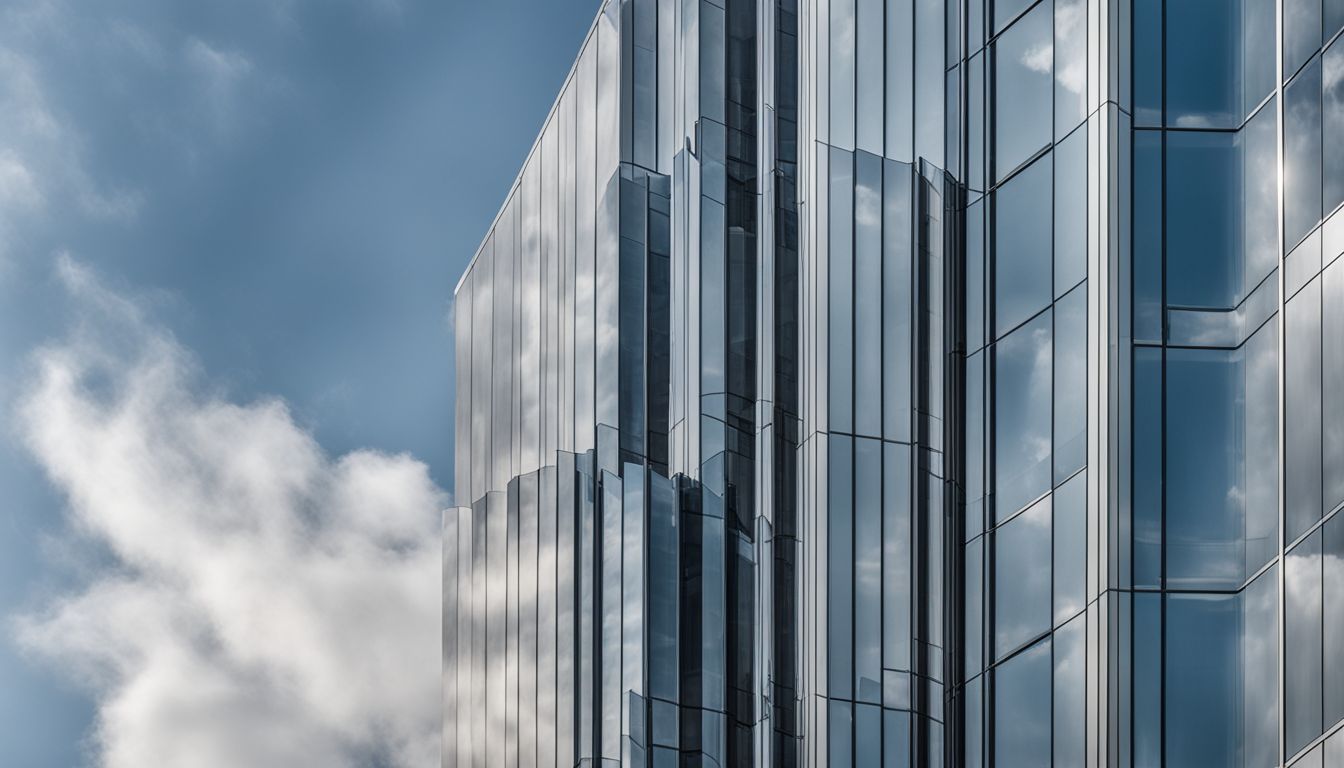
[12,257,442,768]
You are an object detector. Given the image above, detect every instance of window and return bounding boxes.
[1054,0,1086,137]
[994,0,1053,179]
[1286,57,1324,247]
[1325,516,1344,727]
[1054,285,1086,484]
[1054,126,1087,295]
[994,638,1051,764]
[1166,131,1240,308]
[830,148,854,432]
[1165,321,1279,589]
[1165,568,1278,768]
[1324,40,1344,216]
[1325,259,1344,512]
[1287,532,1324,755]
[1285,0,1323,79]
[855,152,883,438]
[829,436,854,698]
[1166,0,1240,127]
[994,153,1053,335]
[855,439,882,702]
[1053,615,1085,765]
[1053,471,1086,623]
[1287,279,1323,540]
[995,496,1052,656]
[995,311,1053,520]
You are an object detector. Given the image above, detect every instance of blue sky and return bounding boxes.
[0,1,597,763]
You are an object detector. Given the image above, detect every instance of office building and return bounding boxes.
[444,0,1344,764]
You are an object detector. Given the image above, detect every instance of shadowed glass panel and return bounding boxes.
[993,0,1053,179]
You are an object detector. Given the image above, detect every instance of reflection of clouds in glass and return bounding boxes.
[1021,42,1053,76]
[1054,0,1085,96]
[1242,566,1280,767]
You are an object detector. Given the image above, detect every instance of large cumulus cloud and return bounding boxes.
[12,257,441,767]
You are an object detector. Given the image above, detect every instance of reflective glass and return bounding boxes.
[883,161,913,442]
[1053,615,1085,765]
[855,439,883,702]
[1286,0,1324,79]
[831,148,854,433]
[1054,127,1086,296]
[994,153,1052,334]
[1166,325,1279,589]
[1133,0,1162,125]
[967,352,986,540]
[995,311,1053,520]
[830,0,856,149]
[994,1,1053,179]
[829,700,853,764]
[994,0,1035,34]
[1245,0,1277,112]
[1288,532,1325,754]
[855,152,883,438]
[884,444,913,671]
[1287,279,1324,541]
[966,537,984,677]
[1332,0,1344,39]
[1287,57,1325,247]
[1054,285,1086,484]
[884,709,911,767]
[1053,470,1086,624]
[829,437,854,698]
[1132,348,1162,587]
[1325,516,1344,727]
[1054,0,1086,137]
[856,0,884,154]
[1325,41,1344,216]
[1166,0,1239,127]
[1165,593,1239,767]
[1133,131,1163,340]
[1245,566,1282,768]
[994,638,1051,765]
[995,496,1051,656]
[1166,131,1239,308]
[1244,100,1281,289]
[856,704,881,765]
[1133,594,1162,766]
[1326,260,1344,512]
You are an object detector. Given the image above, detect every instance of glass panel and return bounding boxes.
[1326,259,1344,513]
[1288,532,1325,755]
[994,0,1053,179]
[1054,0,1086,137]
[1245,0,1277,113]
[1286,0,1324,79]
[1133,131,1163,341]
[857,0,884,154]
[1165,592,1236,766]
[1244,98,1281,290]
[1133,593,1162,766]
[1287,57,1325,248]
[1167,0,1240,128]
[1325,40,1344,216]
[1053,470,1086,624]
[1325,515,1344,727]
[1132,348,1163,588]
[994,311,1053,520]
[855,152,883,438]
[1246,566,1282,768]
[1054,284,1086,484]
[831,147,854,433]
[1053,615,1085,766]
[884,443,913,671]
[1133,0,1162,125]
[994,638,1051,764]
[856,704,881,765]
[966,537,984,677]
[995,496,1052,656]
[883,160,913,442]
[994,153,1053,335]
[1287,278,1324,541]
[967,351,986,540]
[1166,319,1279,589]
[830,0,856,149]
[884,709,911,767]
[1166,131,1240,308]
[830,436,854,698]
[855,438,883,701]
[1054,126,1087,296]
[830,700,853,765]
[994,0,1034,34]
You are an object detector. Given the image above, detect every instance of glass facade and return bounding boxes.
[446,0,1344,765]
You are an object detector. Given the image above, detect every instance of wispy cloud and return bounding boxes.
[12,257,442,768]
